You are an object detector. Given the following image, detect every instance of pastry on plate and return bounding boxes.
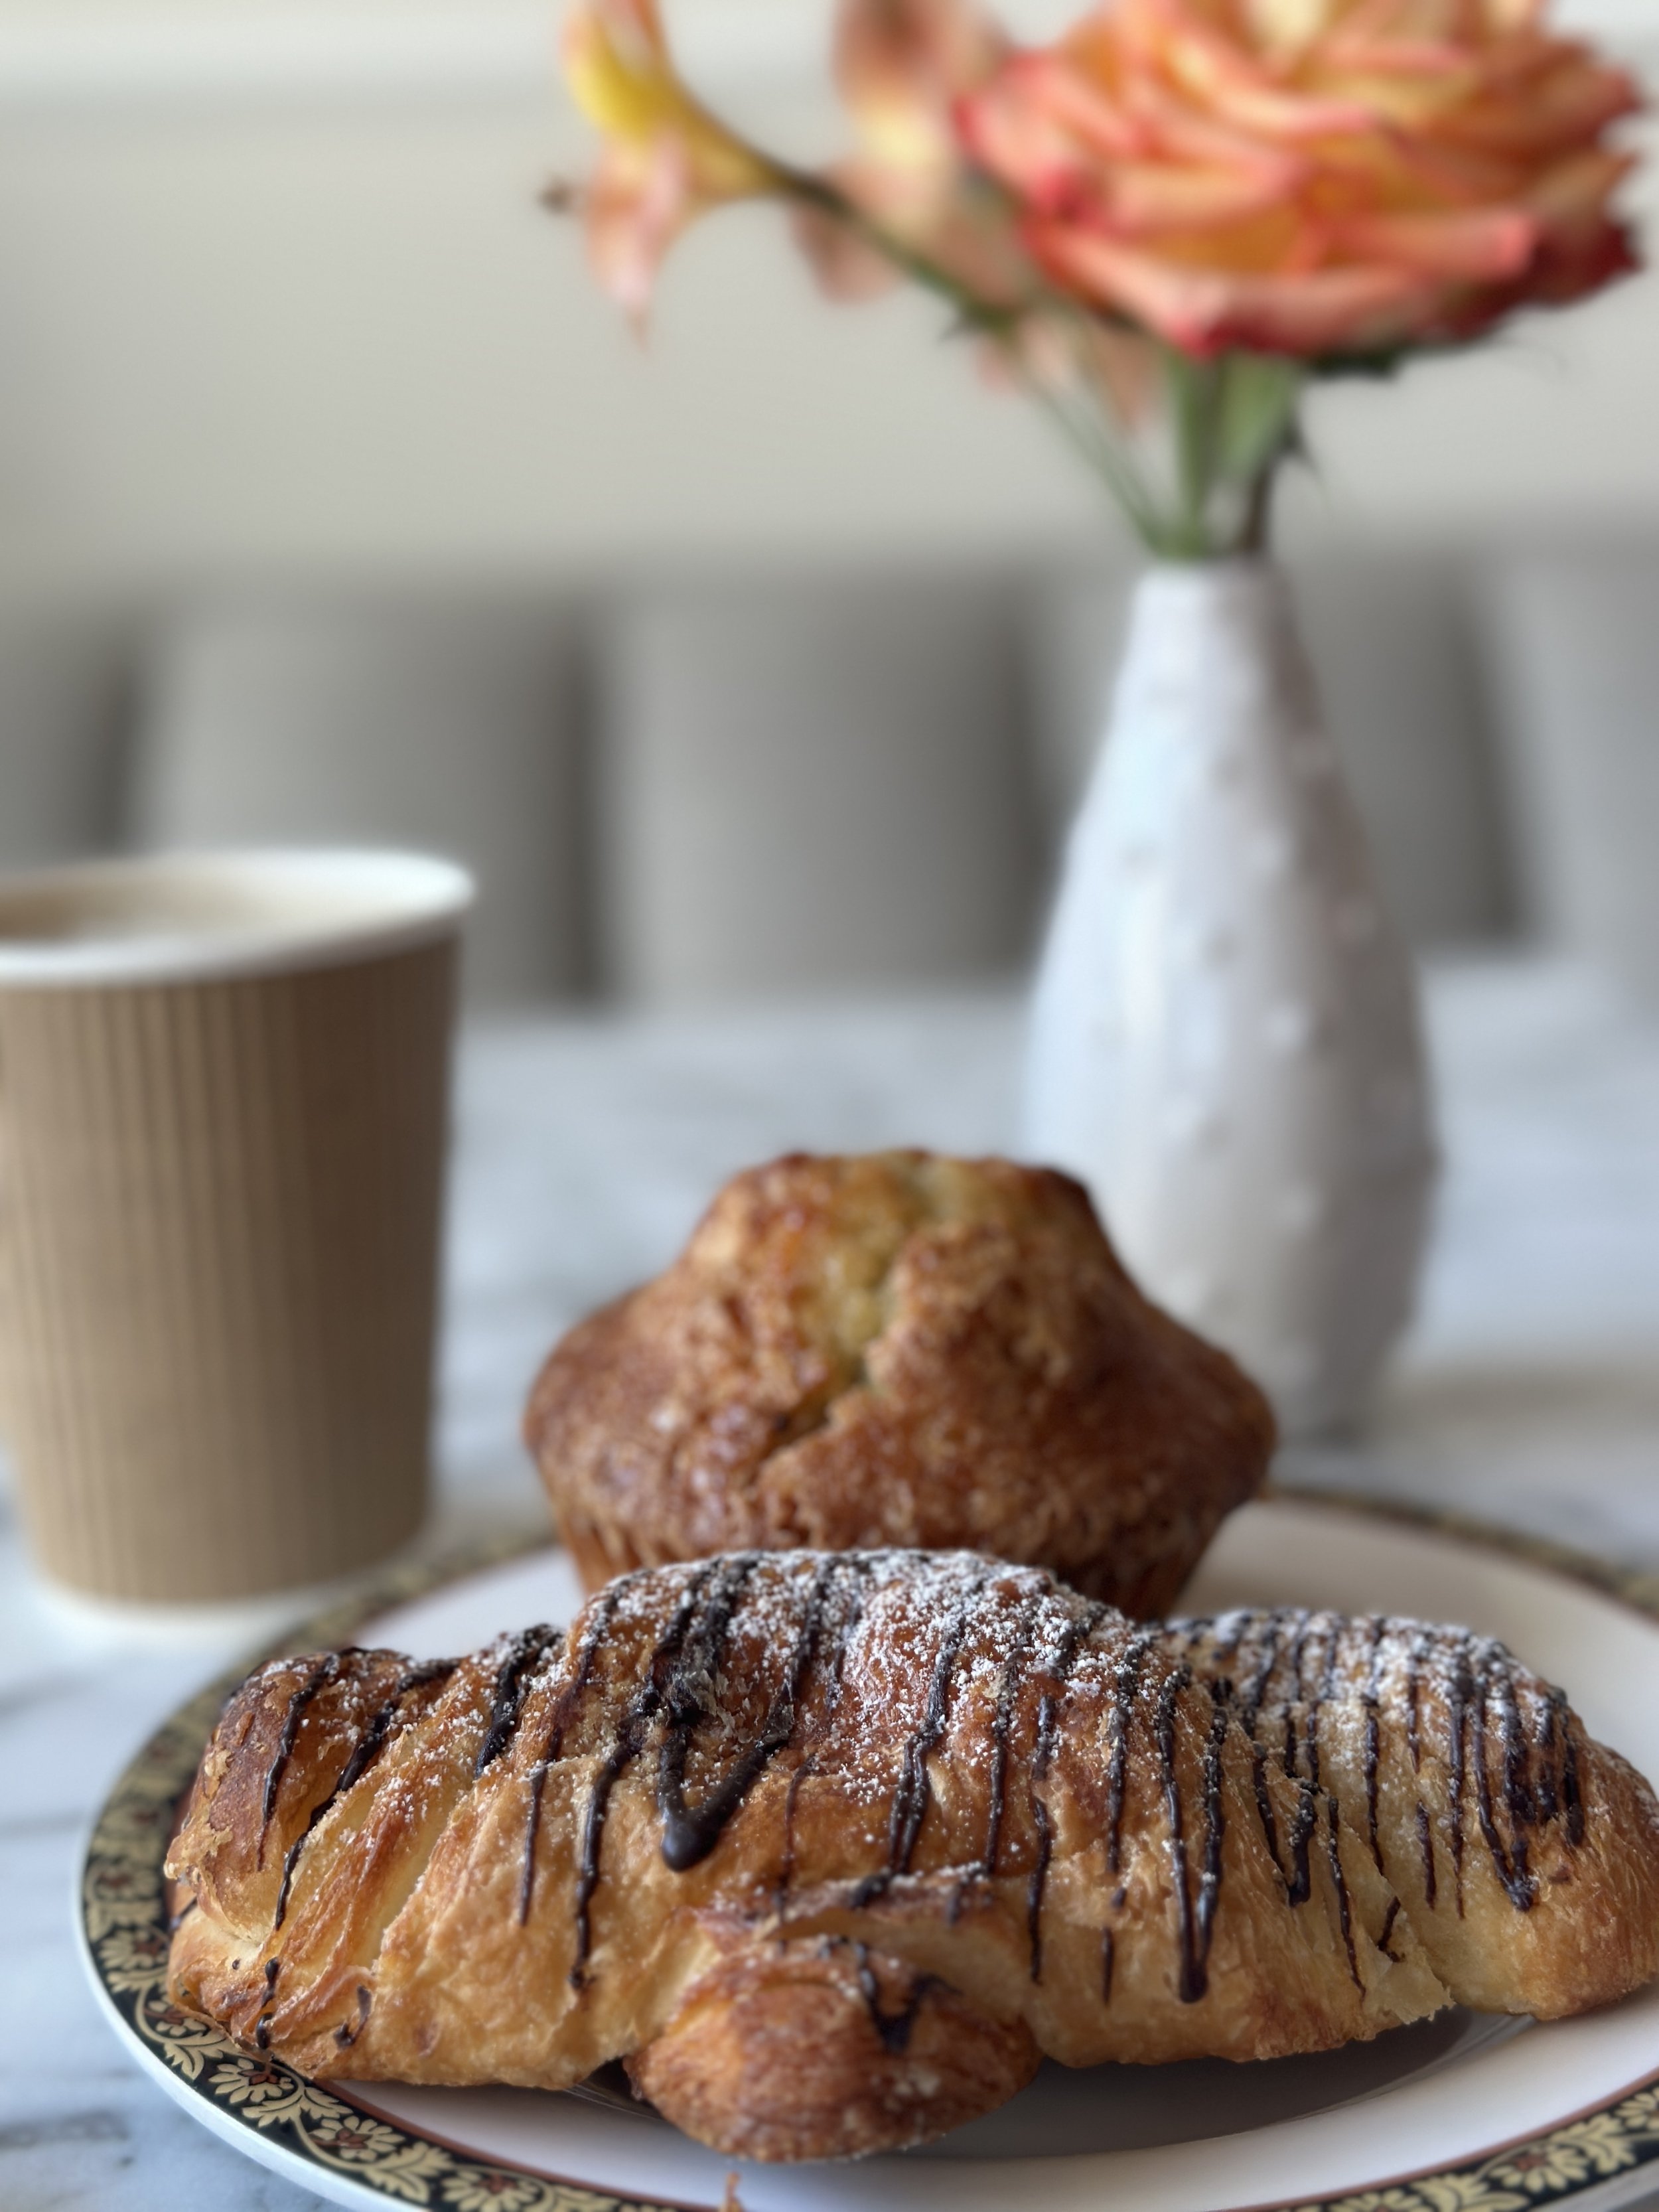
[524,1149,1274,1610]
[167,1548,1659,2163]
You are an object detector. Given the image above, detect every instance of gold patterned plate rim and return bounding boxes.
[76,1487,1659,2212]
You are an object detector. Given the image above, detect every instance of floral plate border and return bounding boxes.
[77,1489,1659,2212]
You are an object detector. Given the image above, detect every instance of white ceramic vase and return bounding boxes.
[1023,559,1436,1438]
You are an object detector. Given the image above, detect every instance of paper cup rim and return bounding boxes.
[0,848,474,988]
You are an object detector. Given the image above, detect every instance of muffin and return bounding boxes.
[525,1149,1273,1611]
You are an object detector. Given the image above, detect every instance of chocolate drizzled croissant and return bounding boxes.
[167,1552,1659,2163]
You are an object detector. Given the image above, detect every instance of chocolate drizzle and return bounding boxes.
[1104,1628,1215,1995]
[852,1566,989,1909]
[1024,1616,1092,1981]
[778,1758,811,1913]
[257,1655,340,1866]
[1535,1688,1561,1825]
[1278,1744,1319,1908]
[1193,1696,1228,1994]
[1147,1662,1228,2007]
[571,1557,755,1984]
[778,1560,872,1915]
[1555,1689,1585,1847]
[1471,1642,1536,1911]
[1304,1617,1339,1794]
[964,1588,1045,1907]
[1495,1652,1535,1830]
[853,1942,935,2054]
[272,1658,458,1931]
[1105,1630,1155,1879]
[1173,1609,1587,1944]
[253,1955,279,2049]
[1323,1794,1362,1990]
[656,1555,837,1874]
[1405,1627,1429,1770]
[1236,1612,1289,1891]
[1153,1667,1200,2003]
[1378,1895,1402,1960]
[1363,1616,1386,1872]
[1417,1803,1438,1907]
[519,1584,628,1925]
[1445,1637,1473,1914]
[476,1627,559,1777]
[1024,1716,1055,1978]
[334,1984,372,2049]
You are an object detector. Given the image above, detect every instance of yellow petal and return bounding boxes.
[565,0,772,194]
[562,0,777,323]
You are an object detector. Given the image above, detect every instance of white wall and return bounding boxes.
[0,2,1651,599]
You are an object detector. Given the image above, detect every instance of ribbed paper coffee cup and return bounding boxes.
[0,851,471,1603]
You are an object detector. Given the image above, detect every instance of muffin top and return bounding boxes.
[526,1149,1274,1609]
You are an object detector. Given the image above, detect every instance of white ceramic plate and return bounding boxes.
[80,1494,1659,2212]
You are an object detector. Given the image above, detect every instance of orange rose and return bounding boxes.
[955,0,1642,358]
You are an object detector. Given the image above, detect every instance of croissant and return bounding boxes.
[167,1550,1659,2163]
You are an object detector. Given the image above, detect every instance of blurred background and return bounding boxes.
[0,0,1655,1009]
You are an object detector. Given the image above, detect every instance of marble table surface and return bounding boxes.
[5,953,1659,2212]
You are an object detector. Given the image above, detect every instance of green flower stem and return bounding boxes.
[1165,350,1217,555]
[1029,377,1163,544]
[754,159,1299,561]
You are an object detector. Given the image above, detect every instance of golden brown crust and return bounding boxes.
[626,1928,1041,2162]
[1171,1608,1659,2024]
[165,1552,1659,2162]
[525,1151,1275,1610]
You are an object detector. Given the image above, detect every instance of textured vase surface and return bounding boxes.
[1022,558,1437,1437]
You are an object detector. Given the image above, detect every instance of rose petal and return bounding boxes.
[954,0,1641,359]
[1027,220,1438,354]
[1334,206,1538,279]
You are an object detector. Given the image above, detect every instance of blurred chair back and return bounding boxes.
[595,572,1043,1003]
[0,610,130,869]
[0,548,1599,1012]
[1479,550,1659,1007]
[129,596,587,1006]
[1293,553,1514,948]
